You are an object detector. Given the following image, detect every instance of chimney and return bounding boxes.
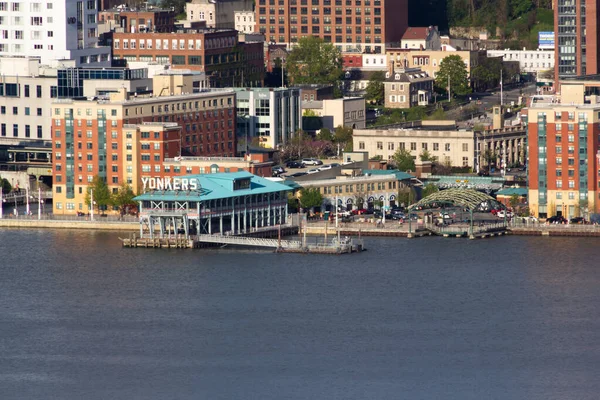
[389,59,395,76]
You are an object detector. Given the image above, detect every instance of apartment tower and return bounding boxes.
[255,0,408,54]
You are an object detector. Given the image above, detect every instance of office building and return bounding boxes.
[488,49,554,74]
[255,0,408,54]
[353,123,475,168]
[301,97,366,130]
[0,0,111,66]
[234,87,301,151]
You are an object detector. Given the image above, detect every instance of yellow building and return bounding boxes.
[385,48,485,80]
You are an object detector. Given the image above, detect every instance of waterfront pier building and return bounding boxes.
[133,171,292,237]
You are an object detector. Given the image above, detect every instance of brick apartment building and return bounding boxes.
[51,88,237,214]
[527,83,600,219]
[111,29,265,87]
[255,0,408,54]
[98,8,176,33]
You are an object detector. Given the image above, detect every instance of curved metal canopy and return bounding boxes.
[409,188,500,212]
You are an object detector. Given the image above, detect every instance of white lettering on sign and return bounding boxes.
[141,177,199,192]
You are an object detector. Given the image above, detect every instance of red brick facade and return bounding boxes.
[111,29,265,87]
[255,0,408,54]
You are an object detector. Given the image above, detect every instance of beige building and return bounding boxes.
[383,67,434,109]
[185,0,252,29]
[234,10,255,34]
[302,97,366,130]
[386,48,484,80]
[353,124,475,169]
[294,171,414,210]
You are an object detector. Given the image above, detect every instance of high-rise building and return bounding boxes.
[527,83,600,219]
[0,0,111,66]
[554,0,600,83]
[255,0,408,54]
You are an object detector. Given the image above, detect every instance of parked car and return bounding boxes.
[288,172,307,178]
[318,164,333,171]
[520,216,538,223]
[306,168,320,174]
[272,166,285,176]
[570,217,585,224]
[286,160,304,168]
[351,208,367,215]
[302,158,323,166]
[547,215,567,224]
[496,210,514,219]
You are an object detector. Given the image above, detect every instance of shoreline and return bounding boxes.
[2,219,600,237]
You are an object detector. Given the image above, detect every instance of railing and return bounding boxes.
[510,220,600,231]
[0,213,139,222]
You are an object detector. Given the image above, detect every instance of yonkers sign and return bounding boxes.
[142,177,199,192]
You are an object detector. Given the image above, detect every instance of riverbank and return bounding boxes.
[2,218,600,238]
[0,218,138,231]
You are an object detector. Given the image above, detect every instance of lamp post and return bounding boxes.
[0,188,3,219]
[25,185,30,216]
[37,187,41,220]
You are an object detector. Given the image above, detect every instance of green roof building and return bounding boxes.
[134,171,293,238]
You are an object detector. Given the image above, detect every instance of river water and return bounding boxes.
[0,229,598,400]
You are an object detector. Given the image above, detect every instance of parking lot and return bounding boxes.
[276,159,345,178]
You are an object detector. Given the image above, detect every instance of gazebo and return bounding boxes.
[408,188,508,237]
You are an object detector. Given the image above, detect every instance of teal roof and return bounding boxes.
[134,171,293,202]
[363,169,414,181]
[496,187,528,196]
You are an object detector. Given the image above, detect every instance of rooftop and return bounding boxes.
[134,171,293,202]
[402,27,430,41]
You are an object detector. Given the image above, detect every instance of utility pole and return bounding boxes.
[500,69,503,106]
[447,75,451,102]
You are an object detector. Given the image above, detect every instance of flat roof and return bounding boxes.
[134,171,292,202]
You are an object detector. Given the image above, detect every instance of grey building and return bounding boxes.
[234,87,301,153]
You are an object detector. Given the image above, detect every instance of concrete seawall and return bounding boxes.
[0,219,138,231]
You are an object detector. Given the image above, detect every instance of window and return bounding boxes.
[462,143,468,152]
[359,141,365,149]
[410,142,416,151]
[445,143,451,151]
[377,141,383,150]
[36,85,42,97]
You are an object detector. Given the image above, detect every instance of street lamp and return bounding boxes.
[25,185,30,216]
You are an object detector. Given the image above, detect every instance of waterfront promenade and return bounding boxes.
[1,213,600,238]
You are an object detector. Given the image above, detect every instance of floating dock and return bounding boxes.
[120,226,365,255]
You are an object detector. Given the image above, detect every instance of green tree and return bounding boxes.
[509,193,520,209]
[483,148,497,170]
[435,55,471,96]
[112,183,137,215]
[84,175,111,213]
[422,183,439,198]
[317,127,334,142]
[334,125,353,151]
[0,177,11,194]
[365,71,385,105]
[298,187,323,210]
[392,148,416,172]
[397,188,417,207]
[419,149,438,162]
[160,0,186,15]
[286,36,343,85]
